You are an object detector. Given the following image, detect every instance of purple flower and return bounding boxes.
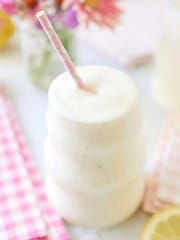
[0,0,17,15]
[61,7,79,28]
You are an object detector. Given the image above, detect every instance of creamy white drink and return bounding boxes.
[153,0,180,112]
[45,66,145,228]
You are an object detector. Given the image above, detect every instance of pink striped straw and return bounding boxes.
[36,11,86,90]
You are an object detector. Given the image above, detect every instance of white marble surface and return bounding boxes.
[0,39,167,240]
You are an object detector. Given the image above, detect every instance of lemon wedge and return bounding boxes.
[0,10,15,48]
[142,207,180,240]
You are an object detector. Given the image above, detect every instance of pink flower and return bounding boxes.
[0,0,17,15]
[20,1,51,19]
[63,0,123,29]
[22,0,41,17]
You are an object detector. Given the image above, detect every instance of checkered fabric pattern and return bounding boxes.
[143,118,180,214]
[157,125,180,205]
[0,88,69,240]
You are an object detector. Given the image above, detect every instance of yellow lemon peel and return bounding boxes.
[0,10,15,48]
[142,207,180,240]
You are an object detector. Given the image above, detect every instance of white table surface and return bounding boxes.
[0,38,167,240]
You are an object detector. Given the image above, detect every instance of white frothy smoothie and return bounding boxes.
[45,66,145,228]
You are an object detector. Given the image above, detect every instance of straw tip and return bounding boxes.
[36,10,45,18]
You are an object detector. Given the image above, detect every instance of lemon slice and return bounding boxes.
[0,10,15,48]
[142,207,180,240]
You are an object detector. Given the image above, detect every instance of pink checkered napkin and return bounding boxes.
[142,154,169,213]
[12,113,69,240]
[142,119,178,214]
[0,92,47,240]
[0,88,69,240]
[157,125,180,205]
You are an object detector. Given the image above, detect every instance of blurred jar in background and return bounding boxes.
[153,0,180,113]
[20,22,74,91]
